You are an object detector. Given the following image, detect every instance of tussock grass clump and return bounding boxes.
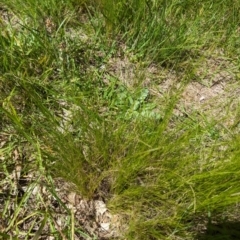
[97,0,240,64]
[1,0,240,239]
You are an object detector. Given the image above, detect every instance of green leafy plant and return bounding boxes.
[103,77,161,120]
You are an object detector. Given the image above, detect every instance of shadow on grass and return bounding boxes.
[196,221,240,240]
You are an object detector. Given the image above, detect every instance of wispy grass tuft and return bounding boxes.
[1,0,240,239]
[97,0,240,65]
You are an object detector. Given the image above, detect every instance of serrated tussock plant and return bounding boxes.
[1,0,240,239]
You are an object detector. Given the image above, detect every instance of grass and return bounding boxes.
[1,0,240,239]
